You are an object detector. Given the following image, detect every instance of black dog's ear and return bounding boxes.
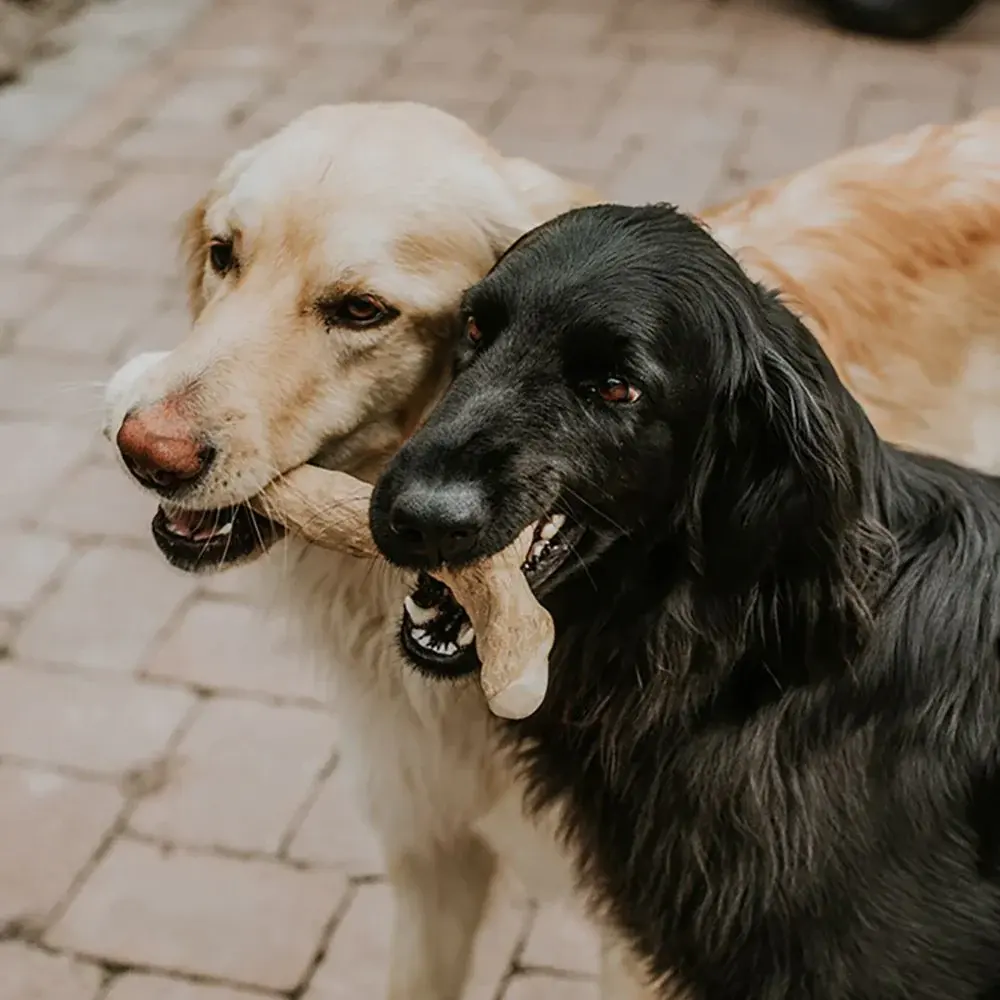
[685,290,871,595]
[677,290,890,670]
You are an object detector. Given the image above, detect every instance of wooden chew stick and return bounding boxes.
[252,465,553,719]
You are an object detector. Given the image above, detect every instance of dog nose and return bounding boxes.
[116,404,214,493]
[388,480,488,564]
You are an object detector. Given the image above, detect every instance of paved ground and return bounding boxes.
[1,0,999,996]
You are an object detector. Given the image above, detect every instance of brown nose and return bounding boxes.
[116,403,214,493]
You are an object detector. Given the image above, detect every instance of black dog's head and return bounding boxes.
[371,203,876,678]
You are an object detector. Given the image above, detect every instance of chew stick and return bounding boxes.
[252,465,553,719]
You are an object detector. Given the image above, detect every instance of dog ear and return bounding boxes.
[679,292,888,667]
[180,196,208,321]
[689,291,871,593]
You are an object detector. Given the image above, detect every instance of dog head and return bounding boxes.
[372,203,878,676]
[105,101,594,573]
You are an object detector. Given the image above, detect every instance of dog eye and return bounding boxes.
[592,378,641,404]
[208,238,234,275]
[321,294,395,329]
[466,316,482,345]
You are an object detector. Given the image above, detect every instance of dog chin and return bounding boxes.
[397,512,587,680]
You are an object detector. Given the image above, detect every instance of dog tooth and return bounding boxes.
[404,595,441,625]
[550,513,566,532]
[540,518,561,540]
[530,541,547,561]
[216,521,234,536]
[411,627,427,641]
[439,642,458,656]
[457,624,475,647]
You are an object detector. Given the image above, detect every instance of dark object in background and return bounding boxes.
[822,0,983,38]
[0,0,82,86]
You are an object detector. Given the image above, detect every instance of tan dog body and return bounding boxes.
[709,109,1000,474]
[105,103,1000,1000]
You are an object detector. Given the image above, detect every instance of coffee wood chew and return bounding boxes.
[251,465,553,719]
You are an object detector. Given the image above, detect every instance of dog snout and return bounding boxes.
[387,479,489,566]
[117,402,215,494]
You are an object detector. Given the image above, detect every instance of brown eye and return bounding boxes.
[321,294,395,329]
[208,239,234,275]
[466,316,482,344]
[343,295,383,324]
[596,378,641,404]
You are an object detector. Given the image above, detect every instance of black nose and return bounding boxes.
[388,480,488,565]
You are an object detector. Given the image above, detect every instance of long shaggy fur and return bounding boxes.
[372,203,1000,1000]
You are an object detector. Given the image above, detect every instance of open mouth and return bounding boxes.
[399,511,583,677]
[152,503,285,573]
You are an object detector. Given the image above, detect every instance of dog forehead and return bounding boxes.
[217,106,506,227]
[208,148,508,273]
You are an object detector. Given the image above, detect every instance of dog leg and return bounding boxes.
[386,833,498,1000]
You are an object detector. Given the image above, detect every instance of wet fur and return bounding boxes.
[372,203,1000,1000]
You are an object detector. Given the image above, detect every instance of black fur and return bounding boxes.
[370,204,1000,1000]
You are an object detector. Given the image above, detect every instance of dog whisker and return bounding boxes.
[561,484,629,536]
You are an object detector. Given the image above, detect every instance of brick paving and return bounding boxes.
[0,0,998,996]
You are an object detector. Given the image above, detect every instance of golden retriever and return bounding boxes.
[103,102,1000,1000]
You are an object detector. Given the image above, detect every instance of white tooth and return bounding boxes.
[439,642,458,656]
[550,513,566,532]
[216,521,234,537]
[411,628,427,641]
[531,541,547,561]
[417,632,437,650]
[540,519,560,540]
[405,595,440,625]
[457,624,475,647]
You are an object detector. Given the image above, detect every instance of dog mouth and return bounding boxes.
[152,502,285,573]
[399,511,582,677]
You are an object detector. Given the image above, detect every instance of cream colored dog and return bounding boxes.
[104,102,1000,1000]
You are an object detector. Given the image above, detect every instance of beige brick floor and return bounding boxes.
[1,0,999,996]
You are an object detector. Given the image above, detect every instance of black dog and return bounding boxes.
[370,204,1000,999]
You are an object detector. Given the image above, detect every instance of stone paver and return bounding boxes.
[128,697,337,854]
[504,974,602,1000]
[47,839,347,991]
[0,353,113,422]
[0,943,102,1000]
[521,901,601,978]
[40,459,160,541]
[302,884,392,1000]
[2,0,997,995]
[0,421,93,521]
[0,532,71,613]
[286,763,386,876]
[0,762,123,928]
[104,973,277,1000]
[13,274,167,359]
[15,547,196,672]
[143,598,331,702]
[305,882,528,1000]
[0,663,194,774]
